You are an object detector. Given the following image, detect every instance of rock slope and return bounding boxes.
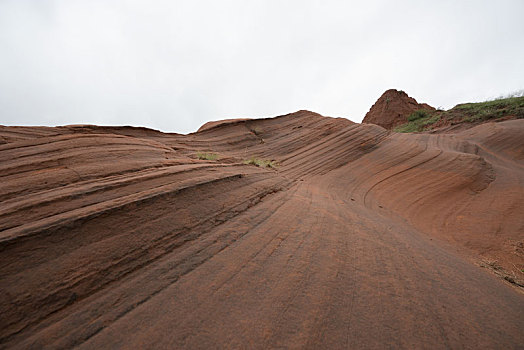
[0,110,523,349]
[363,89,435,129]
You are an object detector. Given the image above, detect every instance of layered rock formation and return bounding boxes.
[0,109,523,349]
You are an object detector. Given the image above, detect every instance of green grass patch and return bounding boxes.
[452,96,524,122]
[394,95,524,133]
[196,152,219,161]
[394,110,440,133]
[407,109,431,122]
[243,157,278,169]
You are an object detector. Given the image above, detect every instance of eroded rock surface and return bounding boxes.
[363,89,435,129]
[1,111,523,349]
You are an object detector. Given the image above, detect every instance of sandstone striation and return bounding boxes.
[0,108,523,349]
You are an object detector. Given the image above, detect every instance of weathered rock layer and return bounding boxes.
[0,110,523,349]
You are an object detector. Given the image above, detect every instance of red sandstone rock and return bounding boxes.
[0,110,522,349]
[363,89,435,129]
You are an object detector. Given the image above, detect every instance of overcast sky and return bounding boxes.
[1,0,523,134]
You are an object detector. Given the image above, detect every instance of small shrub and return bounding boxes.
[196,152,218,161]
[422,115,440,126]
[243,157,278,169]
[394,112,440,133]
[394,123,418,133]
[407,110,430,122]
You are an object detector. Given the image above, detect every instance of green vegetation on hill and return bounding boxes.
[450,95,524,123]
[394,110,439,133]
[394,95,524,133]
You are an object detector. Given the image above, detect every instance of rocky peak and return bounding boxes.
[362,89,435,129]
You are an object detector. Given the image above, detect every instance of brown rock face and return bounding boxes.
[363,89,435,129]
[0,111,523,349]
